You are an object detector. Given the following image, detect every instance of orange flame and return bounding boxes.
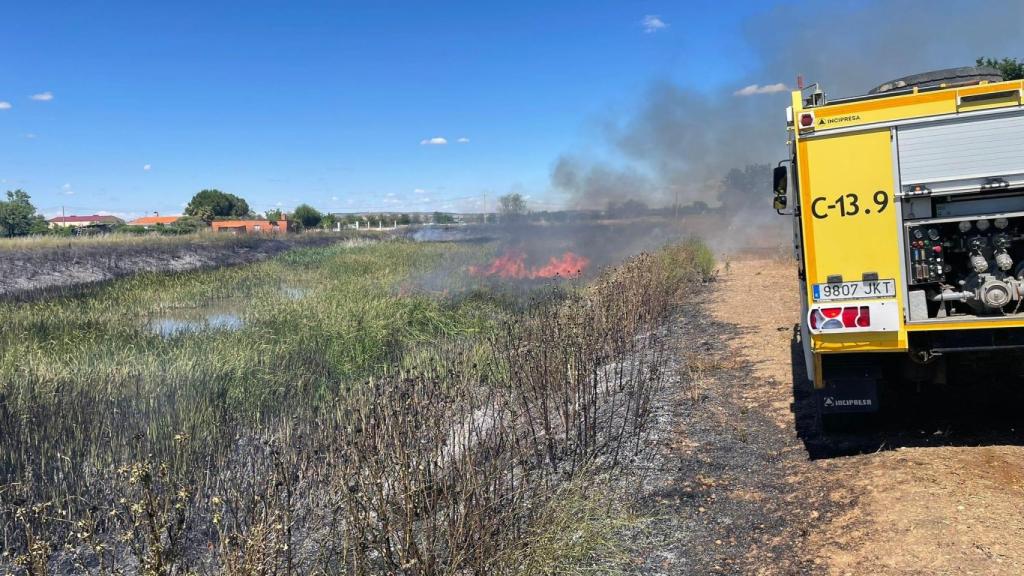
[469,249,589,279]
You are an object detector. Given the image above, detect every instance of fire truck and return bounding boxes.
[775,66,1024,416]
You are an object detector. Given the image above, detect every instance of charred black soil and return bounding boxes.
[630,298,837,575]
[0,234,361,301]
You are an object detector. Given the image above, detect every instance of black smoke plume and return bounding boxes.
[553,0,1024,221]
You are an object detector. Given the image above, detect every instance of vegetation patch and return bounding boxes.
[0,237,712,575]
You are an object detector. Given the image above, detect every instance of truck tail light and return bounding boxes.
[799,112,815,128]
[810,306,870,330]
[856,307,870,327]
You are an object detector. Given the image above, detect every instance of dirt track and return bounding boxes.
[667,254,1024,575]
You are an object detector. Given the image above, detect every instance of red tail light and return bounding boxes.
[841,307,859,327]
[799,112,815,128]
[856,306,870,327]
[810,305,871,330]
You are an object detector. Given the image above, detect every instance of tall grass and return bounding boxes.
[0,238,712,575]
[0,229,250,251]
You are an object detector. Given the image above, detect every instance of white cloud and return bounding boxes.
[413,188,427,194]
[420,136,448,146]
[30,91,54,101]
[733,83,789,96]
[331,195,339,201]
[24,133,37,139]
[386,192,396,197]
[62,183,74,195]
[0,102,11,110]
[456,137,470,144]
[641,15,667,33]
[143,163,152,171]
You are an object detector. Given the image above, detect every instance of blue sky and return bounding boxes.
[1,1,781,218]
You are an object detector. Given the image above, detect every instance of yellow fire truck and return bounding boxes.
[775,66,1024,414]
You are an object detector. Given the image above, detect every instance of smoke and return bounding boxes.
[551,159,656,210]
[553,0,1024,218]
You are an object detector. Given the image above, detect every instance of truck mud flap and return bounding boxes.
[818,378,879,414]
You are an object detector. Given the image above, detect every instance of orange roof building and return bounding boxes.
[129,215,182,227]
[210,220,289,234]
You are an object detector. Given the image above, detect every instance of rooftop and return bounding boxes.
[48,214,123,224]
[129,215,182,226]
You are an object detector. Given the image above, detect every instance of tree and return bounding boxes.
[498,193,527,221]
[433,212,455,224]
[977,57,1024,80]
[265,208,283,222]
[292,204,323,229]
[718,164,769,210]
[184,189,250,222]
[606,198,649,218]
[0,190,45,237]
[165,216,203,235]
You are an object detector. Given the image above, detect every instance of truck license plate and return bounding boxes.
[813,279,895,301]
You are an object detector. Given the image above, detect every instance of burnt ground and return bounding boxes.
[0,234,362,301]
[629,297,833,575]
[632,254,1024,575]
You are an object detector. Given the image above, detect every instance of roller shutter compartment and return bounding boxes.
[897,110,1024,195]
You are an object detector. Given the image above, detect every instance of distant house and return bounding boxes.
[128,215,182,228]
[48,214,125,229]
[211,219,289,234]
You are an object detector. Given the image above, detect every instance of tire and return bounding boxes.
[868,66,1004,94]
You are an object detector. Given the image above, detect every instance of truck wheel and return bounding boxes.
[868,66,1003,94]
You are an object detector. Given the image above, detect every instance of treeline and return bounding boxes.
[496,164,769,224]
[2,164,773,239]
[0,191,49,237]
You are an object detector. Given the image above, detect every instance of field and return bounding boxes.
[0,234,714,574]
[0,231,382,301]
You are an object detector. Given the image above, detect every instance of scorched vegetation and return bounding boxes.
[0,237,713,575]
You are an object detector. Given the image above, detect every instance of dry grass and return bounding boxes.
[0,228,245,250]
[0,239,713,575]
[680,351,723,403]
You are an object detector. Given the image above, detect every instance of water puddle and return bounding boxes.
[148,299,246,337]
[281,285,310,300]
[409,225,494,243]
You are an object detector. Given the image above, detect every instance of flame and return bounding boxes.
[469,249,589,279]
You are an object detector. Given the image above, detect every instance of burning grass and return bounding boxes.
[0,236,713,574]
[468,248,590,279]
